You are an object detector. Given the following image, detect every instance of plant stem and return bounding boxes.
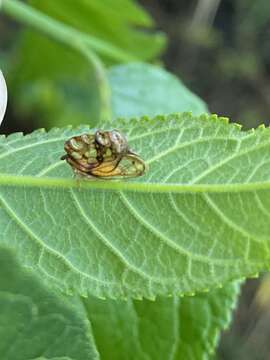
[78,45,112,123]
[1,0,135,62]
[1,0,136,122]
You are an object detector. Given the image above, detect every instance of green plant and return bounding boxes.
[0,0,269,359]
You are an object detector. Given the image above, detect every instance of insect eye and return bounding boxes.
[110,130,128,154]
[70,138,84,150]
[95,131,111,147]
[110,130,122,142]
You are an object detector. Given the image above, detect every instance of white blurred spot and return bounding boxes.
[0,70,7,127]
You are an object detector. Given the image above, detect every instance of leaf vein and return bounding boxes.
[69,189,159,283]
[191,140,270,184]
[146,137,238,165]
[0,192,106,285]
[119,192,237,265]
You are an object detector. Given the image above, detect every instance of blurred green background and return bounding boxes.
[143,0,270,131]
[1,0,270,359]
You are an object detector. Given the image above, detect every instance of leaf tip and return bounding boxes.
[219,116,230,125]
[153,114,166,122]
[257,124,266,132]
[31,128,46,136]
[199,113,209,122]
[232,122,242,130]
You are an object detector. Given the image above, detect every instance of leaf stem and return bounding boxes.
[1,0,135,62]
[78,45,112,123]
[1,0,136,122]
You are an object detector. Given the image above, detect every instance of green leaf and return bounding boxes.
[0,113,269,298]
[6,0,166,127]
[83,282,240,360]
[0,248,99,360]
[109,63,208,118]
[25,0,165,62]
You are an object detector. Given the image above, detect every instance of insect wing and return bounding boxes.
[91,153,146,178]
[61,131,147,179]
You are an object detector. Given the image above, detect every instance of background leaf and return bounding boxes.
[82,283,240,360]
[0,249,99,360]
[25,0,165,62]
[109,63,207,119]
[5,0,166,128]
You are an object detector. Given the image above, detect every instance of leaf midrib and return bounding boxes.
[1,173,270,193]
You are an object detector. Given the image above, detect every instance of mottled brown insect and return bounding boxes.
[61,130,146,179]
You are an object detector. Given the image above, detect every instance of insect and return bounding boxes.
[61,129,146,179]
